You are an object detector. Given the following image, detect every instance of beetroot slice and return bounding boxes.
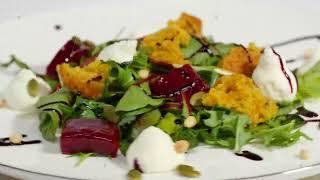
[149,64,209,101]
[60,119,120,157]
[46,37,92,78]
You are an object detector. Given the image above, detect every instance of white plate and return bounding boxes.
[1,0,320,179]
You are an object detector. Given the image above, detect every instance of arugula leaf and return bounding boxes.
[191,52,220,66]
[251,114,309,147]
[90,43,107,57]
[68,153,94,167]
[140,82,151,95]
[119,106,155,121]
[200,110,224,128]
[157,113,181,134]
[234,115,252,151]
[297,61,320,99]
[107,61,136,91]
[118,116,137,126]
[181,38,202,58]
[213,43,237,57]
[131,109,161,138]
[191,65,220,87]
[277,100,302,116]
[129,48,150,70]
[116,86,163,112]
[73,96,106,119]
[41,75,59,90]
[252,122,309,147]
[103,105,119,123]
[37,90,73,141]
[36,90,72,108]
[198,109,251,151]
[173,128,200,148]
[39,110,60,141]
[197,69,219,87]
[115,66,135,90]
[90,40,123,56]
[135,109,161,128]
[0,55,30,69]
[120,140,131,156]
[119,123,134,155]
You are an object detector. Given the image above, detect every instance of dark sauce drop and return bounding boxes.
[235,150,263,161]
[0,134,41,146]
[296,107,318,118]
[174,119,183,125]
[134,158,143,173]
[54,24,62,31]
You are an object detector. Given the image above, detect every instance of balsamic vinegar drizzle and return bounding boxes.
[271,34,320,48]
[296,107,318,118]
[235,150,263,161]
[270,35,320,63]
[0,134,41,146]
[272,48,294,93]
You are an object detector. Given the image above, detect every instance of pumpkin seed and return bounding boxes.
[127,169,142,180]
[176,164,201,178]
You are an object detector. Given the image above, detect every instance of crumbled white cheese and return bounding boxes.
[297,46,320,75]
[252,47,297,102]
[126,126,185,173]
[98,40,137,63]
[4,69,51,111]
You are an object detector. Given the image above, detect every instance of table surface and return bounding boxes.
[0,0,320,179]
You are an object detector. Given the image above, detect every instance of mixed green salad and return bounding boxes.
[2,12,320,177]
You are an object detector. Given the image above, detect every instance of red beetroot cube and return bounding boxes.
[46,37,91,78]
[60,119,120,157]
[149,64,209,101]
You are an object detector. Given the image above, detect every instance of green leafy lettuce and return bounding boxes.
[36,90,73,141]
[191,52,220,66]
[68,152,95,167]
[116,86,164,125]
[297,61,320,99]
[129,48,150,71]
[157,112,181,134]
[197,108,309,151]
[251,114,309,147]
[173,128,200,148]
[72,96,107,119]
[181,38,202,58]
[212,43,237,57]
[199,110,251,151]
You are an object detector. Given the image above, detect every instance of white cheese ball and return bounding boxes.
[252,47,297,102]
[297,46,320,75]
[126,126,185,173]
[4,69,51,111]
[98,40,137,63]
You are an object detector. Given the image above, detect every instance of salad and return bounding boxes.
[1,12,320,178]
